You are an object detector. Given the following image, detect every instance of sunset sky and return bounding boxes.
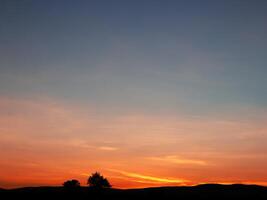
[0,0,267,188]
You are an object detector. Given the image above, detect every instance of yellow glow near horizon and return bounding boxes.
[107,169,188,184]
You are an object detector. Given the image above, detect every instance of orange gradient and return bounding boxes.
[0,97,267,188]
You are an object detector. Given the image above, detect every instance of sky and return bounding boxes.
[0,0,267,188]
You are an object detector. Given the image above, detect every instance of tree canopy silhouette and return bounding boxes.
[87,172,111,188]
[63,179,81,189]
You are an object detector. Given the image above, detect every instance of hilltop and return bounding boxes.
[1,184,267,199]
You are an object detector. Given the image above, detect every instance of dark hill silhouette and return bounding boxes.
[1,184,267,200]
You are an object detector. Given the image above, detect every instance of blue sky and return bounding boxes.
[1,0,267,116]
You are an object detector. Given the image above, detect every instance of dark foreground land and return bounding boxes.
[1,184,267,200]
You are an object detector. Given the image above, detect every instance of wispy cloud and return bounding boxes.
[108,169,188,184]
[147,155,208,166]
[66,140,118,151]
[98,146,118,151]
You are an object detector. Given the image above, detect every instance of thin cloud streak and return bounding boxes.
[147,155,208,166]
[98,146,118,151]
[108,169,188,184]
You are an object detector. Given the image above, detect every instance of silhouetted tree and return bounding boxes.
[87,172,111,188]
[63,179,81,189]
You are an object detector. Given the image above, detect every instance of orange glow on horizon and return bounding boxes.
[0,97,267,189]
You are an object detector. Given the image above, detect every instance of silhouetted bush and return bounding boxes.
[87,172,111,188]
[63,179,81,189]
